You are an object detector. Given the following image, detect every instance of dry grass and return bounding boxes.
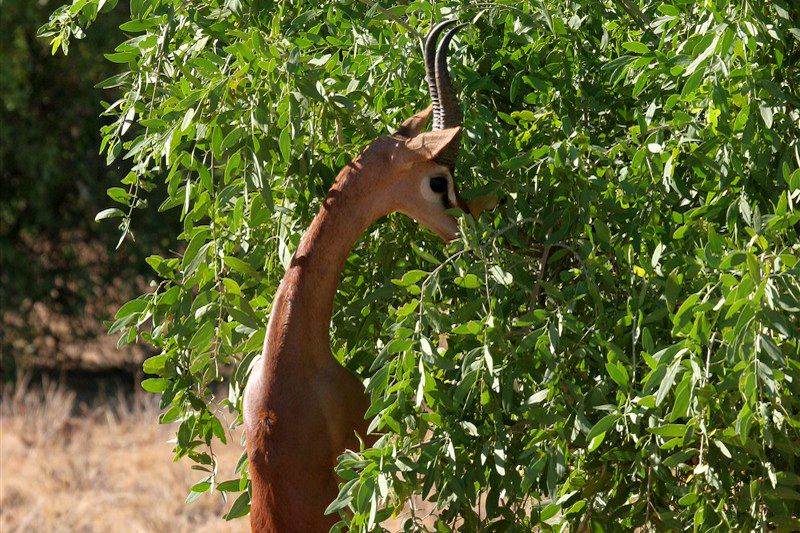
[0,377,449,532]
[0,377,247,533]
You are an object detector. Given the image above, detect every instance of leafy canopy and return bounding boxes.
[42,0,800,530]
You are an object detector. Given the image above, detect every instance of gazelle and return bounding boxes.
[243,21,473,532]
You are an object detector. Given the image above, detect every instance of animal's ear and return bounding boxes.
[394,106,433,138]
[403,126,461,161]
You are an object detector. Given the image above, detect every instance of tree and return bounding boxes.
[41,0,799,529]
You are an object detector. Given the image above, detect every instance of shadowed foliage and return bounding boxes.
[1,0,176,378]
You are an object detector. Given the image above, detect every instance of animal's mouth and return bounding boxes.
[438,224,460,242]
[429,214,461,242]
[402,206,460,243]
[432,190,471,242]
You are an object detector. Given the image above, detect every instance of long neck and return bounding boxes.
[269,163,379,368]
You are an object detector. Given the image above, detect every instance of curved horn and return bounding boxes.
[424,20,457,132]
[434,22,466,167]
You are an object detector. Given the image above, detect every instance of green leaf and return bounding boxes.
[681,68,705,97]
[104,51,136,63]
[678,492,699,506]
[223,256,259,279]
[223,491,251,520]
[181,229,211,273]
[453,320,482,336]
[217,479,244,492]
[455,273,480,289]
[189,321,214,351]
[181,107,196,132]
[107,187,131,204]
[622,42,651,54]
[649,424,686,438]
[141,378,169,393]
[733,104,750,131]
[325,479,356,515]
[605,361,629,387]
[190,481,211,493]
[95,207,125,221]
[669,377,691,421]
[489,265,513,285]
[658,4,680,16]
[115,297,148,319]
[759,103,774,129]
[540,503,560,521]
[395,299,419,317]
[684,33,719,77]
[587,431,606,453]
[392,269,428,287]
[143,354,167,374]
[663,449,697,468]
[587,413,618,442]
[655,355,683,406]
[483,345,494,376]
[673,294,700,335]
[279,126,291,161]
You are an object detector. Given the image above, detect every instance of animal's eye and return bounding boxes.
[429,176,448,194]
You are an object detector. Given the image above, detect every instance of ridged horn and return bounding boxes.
[424,20,458,131]
[433,22,466,167]
[435,23,466,130]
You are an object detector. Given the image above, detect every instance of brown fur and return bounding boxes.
[243,108,466,532]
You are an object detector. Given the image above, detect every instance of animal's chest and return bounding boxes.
[244,362,369,464]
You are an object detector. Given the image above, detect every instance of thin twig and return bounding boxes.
[531,229,552,306]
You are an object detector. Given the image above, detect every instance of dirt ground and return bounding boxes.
[0,378,248,533]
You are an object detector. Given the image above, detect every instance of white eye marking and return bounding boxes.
[420,174,448,204]
[446,182,457,208]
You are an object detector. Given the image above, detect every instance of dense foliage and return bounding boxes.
[42,0,800,529]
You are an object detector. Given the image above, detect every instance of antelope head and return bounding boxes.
[343,20,472,242]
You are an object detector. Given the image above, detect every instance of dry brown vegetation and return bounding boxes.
[0,376,247,533]
[0,375,447,532]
